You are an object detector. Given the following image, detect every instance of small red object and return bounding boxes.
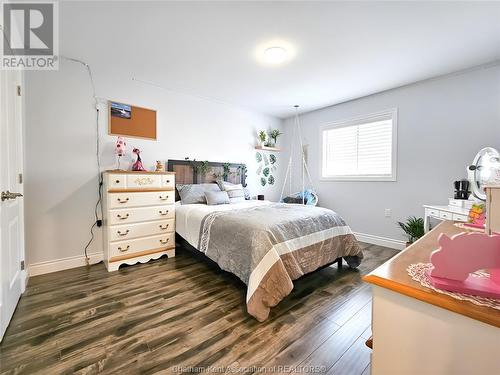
[132,148,146,171]
[429,232,500,299]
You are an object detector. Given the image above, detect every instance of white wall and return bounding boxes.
[282,64,500,242]
[24,63,281,268]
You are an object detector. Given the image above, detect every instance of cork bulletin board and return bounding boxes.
[108,101,157,140]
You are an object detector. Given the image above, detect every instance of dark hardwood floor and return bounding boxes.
[0,243,397,374]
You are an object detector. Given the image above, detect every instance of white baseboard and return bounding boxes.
[354,232,406,250]
[28,252,103,277]
[27,233,402,276]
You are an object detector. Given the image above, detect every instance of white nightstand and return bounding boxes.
[423,204,469,233]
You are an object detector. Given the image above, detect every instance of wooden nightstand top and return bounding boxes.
[364,221,500,328]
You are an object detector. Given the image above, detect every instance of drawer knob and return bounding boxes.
[117,229,130,236]
[166,180,170,183]
[160,239,169,245]
[115,180,120,184]
[117,213,129,220]
[118,245,130,252]
[117,197,130,203]
[159,210,169,216]
[159,224,169,230]
[159,195,169,200]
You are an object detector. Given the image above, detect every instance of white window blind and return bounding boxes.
[321,110,397,181]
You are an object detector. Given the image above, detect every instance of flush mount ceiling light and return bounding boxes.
[255,40,295,66]
[262,46,288,65]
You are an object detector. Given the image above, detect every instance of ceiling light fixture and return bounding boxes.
[263,46,288,65]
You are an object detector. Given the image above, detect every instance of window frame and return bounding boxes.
[319,108,398,182]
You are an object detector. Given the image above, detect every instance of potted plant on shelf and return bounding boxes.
[269,129,283,147]
[397,216,425,247]
[258,130,267,147]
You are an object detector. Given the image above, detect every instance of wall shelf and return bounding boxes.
[255,145,281,152]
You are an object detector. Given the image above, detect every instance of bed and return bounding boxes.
[168,159,363,321]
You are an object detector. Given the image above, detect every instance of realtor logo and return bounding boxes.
[1,1,58,70]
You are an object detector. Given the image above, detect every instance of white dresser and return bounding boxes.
[102,170,176,272]
[423,204,469,233]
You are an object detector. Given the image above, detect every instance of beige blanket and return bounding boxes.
[198,203,363,321]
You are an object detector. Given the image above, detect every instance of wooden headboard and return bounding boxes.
[167,159,247,187]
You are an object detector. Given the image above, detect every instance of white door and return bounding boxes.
[0,69,26,342]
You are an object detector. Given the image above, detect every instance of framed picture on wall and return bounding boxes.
[110,102,131,119]
[108,101,157,140]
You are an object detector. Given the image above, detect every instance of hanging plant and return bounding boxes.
[222,163,231,179]
[236,165,247,176]
[188,158,198,172]
[268,175,275,185]
[198,160,211,175]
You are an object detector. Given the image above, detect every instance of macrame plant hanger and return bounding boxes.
[280,105,316,205]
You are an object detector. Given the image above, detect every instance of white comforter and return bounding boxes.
[175,200,272,248]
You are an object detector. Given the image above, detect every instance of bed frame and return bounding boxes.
[176,233,343,274]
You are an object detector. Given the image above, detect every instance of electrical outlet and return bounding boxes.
[384,209,392,218]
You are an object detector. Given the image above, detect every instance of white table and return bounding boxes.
[423,204,469,232]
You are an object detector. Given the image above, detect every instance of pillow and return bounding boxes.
[205,191,230,205]
[215,178,226,191]
[223,183,246,203]
[219,181,250,201]
[176,183,221,204]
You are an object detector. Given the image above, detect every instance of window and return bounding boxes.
[321,109,397,181]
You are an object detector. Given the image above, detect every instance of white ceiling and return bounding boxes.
[61,1,500,118]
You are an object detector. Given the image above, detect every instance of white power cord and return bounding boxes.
[60,55,102,266]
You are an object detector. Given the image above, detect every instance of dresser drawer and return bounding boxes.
[453,213,468,222]
[108,205,175,225]
[108,219,175,242]
[107,174,126,189]
[126,174,162,189]
[162,175,175,189]
[439,211,453,220]
[426,208,440,218]
[109,191,174,209]
[109,232,175,259]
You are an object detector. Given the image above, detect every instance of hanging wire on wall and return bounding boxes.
[60,56,102,266]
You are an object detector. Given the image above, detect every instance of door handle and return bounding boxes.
[1,191,23,201]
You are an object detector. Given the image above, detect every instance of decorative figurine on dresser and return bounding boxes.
[102,170,176,271]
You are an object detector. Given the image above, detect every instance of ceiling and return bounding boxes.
[61,1,500,118]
